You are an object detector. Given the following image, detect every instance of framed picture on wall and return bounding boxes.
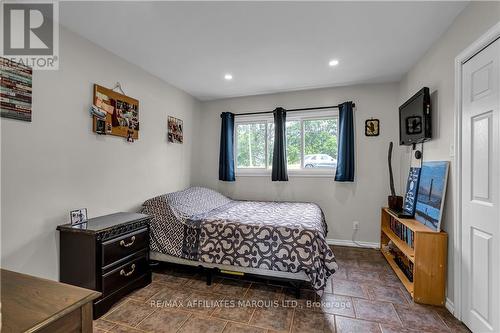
[168,116,183,143]
[0,58,32,122]
[365,119,380,136]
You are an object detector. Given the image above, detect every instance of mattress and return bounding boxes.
[141,187,337,293]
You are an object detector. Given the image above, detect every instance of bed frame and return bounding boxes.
[150,251,309,298]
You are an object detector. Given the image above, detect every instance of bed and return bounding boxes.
[141,187,337,293]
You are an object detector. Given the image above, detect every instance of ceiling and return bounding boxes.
[60,1,467,101]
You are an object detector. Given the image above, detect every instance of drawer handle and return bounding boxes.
[120,264,136,277]
[120,236,136,248]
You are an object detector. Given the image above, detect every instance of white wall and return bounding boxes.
[192,83,402,245]
[0,27,200,280]
[398,2,500,307]
[2,3,495,305]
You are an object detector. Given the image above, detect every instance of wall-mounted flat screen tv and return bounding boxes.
[399,87,432,145]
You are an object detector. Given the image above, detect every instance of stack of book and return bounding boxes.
[389,216,414,249]
[394,252,414,282]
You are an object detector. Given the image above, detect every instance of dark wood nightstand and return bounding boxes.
[57,212,152,319]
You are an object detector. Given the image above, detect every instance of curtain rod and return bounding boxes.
[233,103,355,117]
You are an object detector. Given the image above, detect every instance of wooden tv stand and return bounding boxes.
[380,208,447,306]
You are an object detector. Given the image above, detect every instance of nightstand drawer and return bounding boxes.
[102,255,149,296]
[102,228,148,267]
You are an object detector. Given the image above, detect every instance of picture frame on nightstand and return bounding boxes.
[70,208,88,225]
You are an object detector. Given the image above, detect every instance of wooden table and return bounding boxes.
[1,269,101,332]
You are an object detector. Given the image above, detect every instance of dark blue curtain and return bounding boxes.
[335,102,355,182]
[272,107,288,181]
[219,112,235,181]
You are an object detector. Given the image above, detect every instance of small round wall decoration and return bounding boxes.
[365,119,380,137]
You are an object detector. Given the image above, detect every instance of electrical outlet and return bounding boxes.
[449,144,455,157]
[353,221,360,230]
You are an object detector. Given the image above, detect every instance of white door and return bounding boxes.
[461,38,500,333]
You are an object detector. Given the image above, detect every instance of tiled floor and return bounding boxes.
[94,246,470,333]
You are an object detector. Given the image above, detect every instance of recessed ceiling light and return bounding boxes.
[329,59,339,67]
[224,74,233,80]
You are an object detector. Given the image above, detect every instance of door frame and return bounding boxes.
[453,21,500,321]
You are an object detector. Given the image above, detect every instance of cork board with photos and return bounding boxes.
[92,84,139,139]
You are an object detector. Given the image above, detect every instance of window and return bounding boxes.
[304,119,338,169]
[235,123,266,168]
[235,110,338,175]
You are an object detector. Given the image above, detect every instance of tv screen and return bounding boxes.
[399,87,431,145]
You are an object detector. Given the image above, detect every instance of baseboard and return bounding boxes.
[445,298,455,316]
[327,238,380,249]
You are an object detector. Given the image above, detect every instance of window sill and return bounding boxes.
[235,170,336,178]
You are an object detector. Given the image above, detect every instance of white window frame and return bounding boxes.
[234,109,339,177]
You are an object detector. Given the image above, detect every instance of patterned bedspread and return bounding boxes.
[142,187,337,292]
